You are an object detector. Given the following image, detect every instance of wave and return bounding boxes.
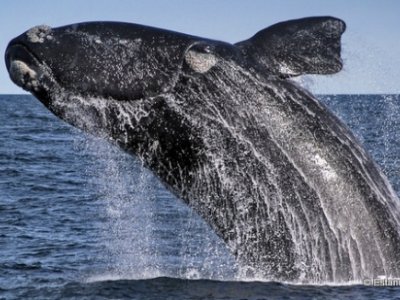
[3,275,394,300]
[56,276,389,300]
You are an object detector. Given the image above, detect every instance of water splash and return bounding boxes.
[76,136,158,279]
[74,133,237,281]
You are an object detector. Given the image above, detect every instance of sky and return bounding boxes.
[0,0,399,94]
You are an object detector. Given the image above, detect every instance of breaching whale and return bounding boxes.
[5,17,400,282]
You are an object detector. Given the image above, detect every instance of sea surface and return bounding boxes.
[1,94,400,299]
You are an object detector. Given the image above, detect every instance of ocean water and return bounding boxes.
[1,94,400,299]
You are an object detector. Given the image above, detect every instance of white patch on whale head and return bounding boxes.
[9,60,40,91]
[26,25,53,43]
[184,49,218,73]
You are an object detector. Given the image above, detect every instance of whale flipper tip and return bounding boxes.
[236,16,346,77]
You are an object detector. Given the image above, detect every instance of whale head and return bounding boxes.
[5,22,238,108]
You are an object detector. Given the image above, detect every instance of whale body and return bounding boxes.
[5,17,400,282]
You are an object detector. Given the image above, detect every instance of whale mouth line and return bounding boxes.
[6,43,148,103]
[6,43,42,72]
[5,43,47,92]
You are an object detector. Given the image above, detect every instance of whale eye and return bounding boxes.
[184,43,218,73]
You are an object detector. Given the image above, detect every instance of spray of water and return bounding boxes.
[73,133,238,282]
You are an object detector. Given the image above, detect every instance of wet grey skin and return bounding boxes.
[5,17,400,282]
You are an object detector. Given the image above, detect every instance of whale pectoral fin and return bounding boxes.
[235,16,346,77]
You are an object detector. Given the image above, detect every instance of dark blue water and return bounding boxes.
[1,94,400,299]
